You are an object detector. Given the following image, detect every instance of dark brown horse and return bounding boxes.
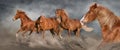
[81,3,120,47]
[35,15,62,39]
[55,9,93,37]
[13,10,36,38]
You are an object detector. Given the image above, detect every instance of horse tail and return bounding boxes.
[80,21,93,32]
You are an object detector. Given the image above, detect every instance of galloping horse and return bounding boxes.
[35,15,62,39]
[55,9,93,37]
[13,10,36,38]
[81,3,120,47]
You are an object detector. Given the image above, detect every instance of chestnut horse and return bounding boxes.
[81,3,120,47]
[35,15,62,39]
[13,10,36,38]
[55,9,93,37]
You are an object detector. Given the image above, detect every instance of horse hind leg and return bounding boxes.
[112,28,120,42]
[50,29,55,38]
[68,29,71,38]
[29,30,33,35]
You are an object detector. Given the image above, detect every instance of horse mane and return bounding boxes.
[17,10,32,21]
[37,16,41,21]
[61,9,69,18]
[21,12,32,21]
[96,5,120,29]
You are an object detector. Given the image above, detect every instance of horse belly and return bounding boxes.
[68,24,78,31]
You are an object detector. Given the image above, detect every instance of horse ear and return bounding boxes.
[90,3,97,9]
[17,10,23,12]
[17,10,20,12]
[39,16,44,22]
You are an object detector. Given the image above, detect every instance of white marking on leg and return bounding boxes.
[16,33,18,38]
[60,35,63,39]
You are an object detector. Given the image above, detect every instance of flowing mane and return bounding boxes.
[21,12,32,21]
[95,5,120,30]
[62,9,69,18]
[82,3,120,48]
[55,8,93,37]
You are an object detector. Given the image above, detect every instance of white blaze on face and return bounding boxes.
[80,15,86,25]
[80,15,85,21]
[80,15,93,32]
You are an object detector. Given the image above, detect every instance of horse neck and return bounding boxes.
[96,9,119,30]
[60,12,69,22]
[20,14,32,25]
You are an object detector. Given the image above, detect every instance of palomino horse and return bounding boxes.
[55,9,93,37]
[13,10,36,38]
[81,3,120,47]
[35,15,62,39]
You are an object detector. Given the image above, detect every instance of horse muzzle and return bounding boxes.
[12,18,16,21]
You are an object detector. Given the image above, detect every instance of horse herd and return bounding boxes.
[13,3,120,47]
[12,8,93,39]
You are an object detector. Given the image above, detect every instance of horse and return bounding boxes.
[81,3,120,48]
[13,10,36,38]
[35,15,62,39]
[55,9,93,38]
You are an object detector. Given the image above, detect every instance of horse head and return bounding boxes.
[81,3,97,23]
[55,9,69,22]
[13,10,25,21]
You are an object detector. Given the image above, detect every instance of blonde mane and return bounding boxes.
[61,9,69,18]
[96,5,120,30]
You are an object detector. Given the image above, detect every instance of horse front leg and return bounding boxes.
[54,27,63,39]
[22,30,28,38]
[16,28,23,38]
[76,28,80,38]
[58,27,63,39]
[42,31,45,39]
[68,29,71,38]
[97,40,107,49]
[16,28,23,42]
